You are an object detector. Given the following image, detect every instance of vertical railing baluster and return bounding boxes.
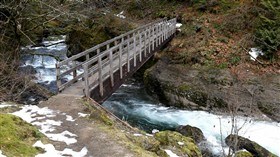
[56,63,61,91]
[144,28,147,57]
[119,37,124,79]
[133,32,136,67]
[139,31,142,62]
[83,63,89,98]
[98,55,103,97]
[73,61,77,79]
[127,37,130,72]
[109,50,114,87]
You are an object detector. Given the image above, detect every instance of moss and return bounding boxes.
[0,113,44,156]
[178,84,192,92]
[126,134,160,152]
[89,109,114,126]
[235,151,254,157]
[155,131,202,157]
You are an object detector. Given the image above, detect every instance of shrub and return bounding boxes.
[255,0,280,59]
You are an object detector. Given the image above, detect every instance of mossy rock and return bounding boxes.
[126,134,160,152]
[225,134,277,157]
[176,125,205,143]
[155,131,202,157]
[257,102,280,122]
[235,150,254,157]
[0,113,44,156]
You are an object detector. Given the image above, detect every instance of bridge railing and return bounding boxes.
[82,18,177,97]
[56,18,176,93]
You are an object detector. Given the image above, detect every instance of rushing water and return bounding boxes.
[20,35,83,93]
[103,79,280,156]
[22,37,280,156]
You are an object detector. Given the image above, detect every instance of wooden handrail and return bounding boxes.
[56,18,177,93]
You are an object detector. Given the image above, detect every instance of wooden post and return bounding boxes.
[148,26,151,54]
[133,32,136,67]
[139,31,142,62]
[144,28,147,57]
[127,40,130,72]
[161,23,164,43]
[83,64,89,98]
[109,50,114,87]
[98,55,103,96]
[119,37,124,79]
[56,63,61,91]
[73,61,77,79]
[97,48,100,55]
[86,54,90,61]
[152,25,155,51]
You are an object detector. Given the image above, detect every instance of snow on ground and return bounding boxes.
[176,23,182,31]
[66,115,75,122]
[249,48,263,61]
[12,105,88,156]
[0,150,6,157]
[0,102,16,108]
[115,11,126,19]
[78,112,89,117]
[33,141,88,157]
[164,150,179,157]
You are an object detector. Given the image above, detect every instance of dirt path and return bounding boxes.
[37,94,137,157]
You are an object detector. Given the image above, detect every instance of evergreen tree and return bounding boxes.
[256,0,280,59]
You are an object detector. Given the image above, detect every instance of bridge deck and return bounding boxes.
[56,18,177,102]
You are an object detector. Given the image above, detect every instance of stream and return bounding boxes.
[21,36,280,156]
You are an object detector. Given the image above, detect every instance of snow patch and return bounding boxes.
[249,48,263,61]
[33,141,88,157]
[0,150,6,157]
[46,131,77,145]
[115,11,126,19]
[78,112,89,117]
[177,142,184,146]
[146,133,153,137]
[12,105,55,123]
[66,115,75,122]
[152,129,159,134]
[133,133,143,137]
[164,149,179,157]
[176,23,182,28]
[12,105,79,145]
[0,102,16,108]
[176,23,183,31]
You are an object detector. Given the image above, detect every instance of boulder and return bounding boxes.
[235,150,253,157]
[176,125,205,143]
[155,130,202,157]
[225,134,277,157]
[126,134,160,152]
[144,60,280,122]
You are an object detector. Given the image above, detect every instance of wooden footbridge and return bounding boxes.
[56,18,177,103]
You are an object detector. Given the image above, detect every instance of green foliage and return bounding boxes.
[188,0,235,13]
[255,0,280,59]
[0,113,44,156]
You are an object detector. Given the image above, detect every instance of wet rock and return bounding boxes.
[155,130,202,157]
[176,125,205,143]
[144,60,280,121]
[144,61,230,111]
[18,65,37,75]
[225,134,277,157]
